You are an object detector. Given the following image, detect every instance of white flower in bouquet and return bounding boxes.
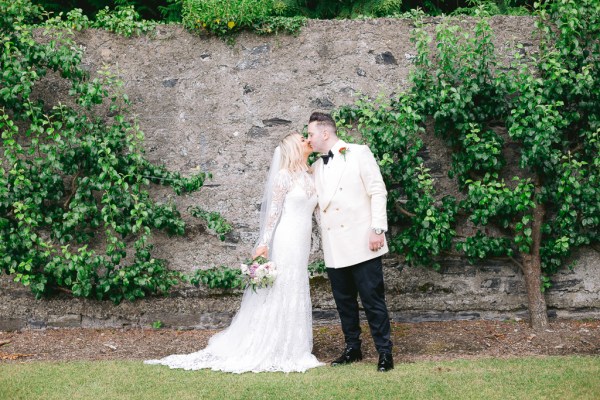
[255,264,267,278]
[240,256,277,292]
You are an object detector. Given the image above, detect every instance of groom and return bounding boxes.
[307,111,393,372]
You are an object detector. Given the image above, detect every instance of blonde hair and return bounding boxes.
[279,133,308,173]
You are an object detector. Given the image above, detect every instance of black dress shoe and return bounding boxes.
[331,347,363,366]
[377,352,394,372]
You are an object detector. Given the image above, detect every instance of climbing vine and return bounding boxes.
[0,0,225,303]
[335,2,599,330]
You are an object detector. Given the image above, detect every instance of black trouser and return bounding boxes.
[326,256,393,354]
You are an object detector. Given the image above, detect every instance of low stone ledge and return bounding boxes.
[48,314,82,328]
[2,249,598,331]
[0,318,27,332]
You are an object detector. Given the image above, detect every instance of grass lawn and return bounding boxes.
[1,356,599,399]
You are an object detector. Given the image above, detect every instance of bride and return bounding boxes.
[145,133,324,373]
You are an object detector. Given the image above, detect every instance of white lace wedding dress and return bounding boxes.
[145,170,324,373]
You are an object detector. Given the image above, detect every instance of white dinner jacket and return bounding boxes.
[313,140,389,269]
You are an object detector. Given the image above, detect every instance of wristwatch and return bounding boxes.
[372,228,386,235]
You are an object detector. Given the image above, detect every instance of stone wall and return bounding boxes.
[1,17,599,330]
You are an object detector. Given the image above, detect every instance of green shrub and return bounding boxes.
[95,5,157,36]
[183,0,272,36]
[44,5,157,37]
[182,0,304,38]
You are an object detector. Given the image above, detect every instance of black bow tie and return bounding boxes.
[321,150,334,165]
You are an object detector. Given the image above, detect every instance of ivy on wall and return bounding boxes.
[0,0,222,303]
[336,1,599,330]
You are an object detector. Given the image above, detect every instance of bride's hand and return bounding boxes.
[253,245,268,259]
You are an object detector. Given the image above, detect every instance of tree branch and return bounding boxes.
[63,171,81,209]
[441,250,524,269]
[399,206,416,218]
[54,286,73,295]
[509,256,524,271]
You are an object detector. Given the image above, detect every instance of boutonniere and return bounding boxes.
[339,147,349,161]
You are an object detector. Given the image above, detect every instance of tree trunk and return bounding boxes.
[521,178,549,331]
[521,253,549,331]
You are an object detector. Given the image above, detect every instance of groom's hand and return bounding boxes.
[369,231,385,251]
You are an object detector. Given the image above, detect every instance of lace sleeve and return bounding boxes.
[258,170,291,248]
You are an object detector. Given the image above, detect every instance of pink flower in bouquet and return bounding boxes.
[240,256,277,292]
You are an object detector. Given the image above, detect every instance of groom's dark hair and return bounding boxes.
[309,111,337,134]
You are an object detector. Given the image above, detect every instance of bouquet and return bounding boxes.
[240,256,277,292]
